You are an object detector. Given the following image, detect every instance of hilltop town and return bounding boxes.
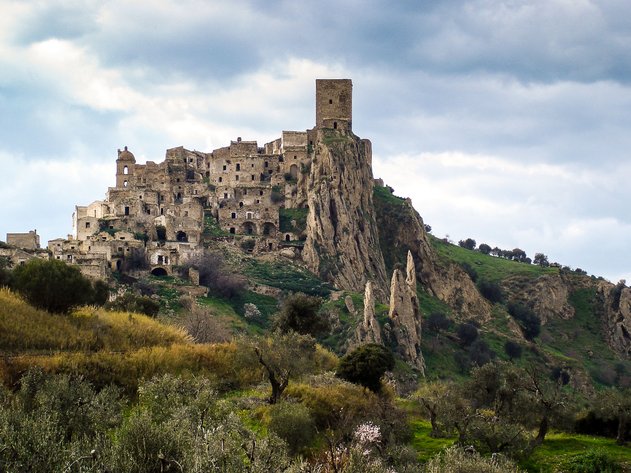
[5,80,369,280]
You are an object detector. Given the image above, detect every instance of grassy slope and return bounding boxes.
[0,288,188,353]
[430,235,559,282]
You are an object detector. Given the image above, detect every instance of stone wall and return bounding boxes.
[6,230,40,249]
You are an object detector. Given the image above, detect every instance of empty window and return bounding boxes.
[251,174,255,180]
[124,206,130,216]
[223,165,227,171]
[123,180,128,187]
[259,190,263,196]
[246,212,253,219]
[256,199,260,204]
[219,177,223,183]
[235,175,239,181]
[160,208,164,215]
[236,163,241,171]
[85,222,90,229]
[333,122,338,129]
[224,193,228,199]
[123,165,129,175]
[264,161,268,168]
[239,202,244,208]
[231,212,236,219]
[329,99,333,104]
[229,227,235,234]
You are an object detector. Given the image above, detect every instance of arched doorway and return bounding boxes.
[176,231,188,242]
[241,222,256,235]
[151,267,168,277]
[262,222,277,236]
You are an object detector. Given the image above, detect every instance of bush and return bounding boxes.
[457,322,479,346]
[468,339,495,367]
[106,293,160,317]
[504,340,523,361]
[425,445,522,473]
[267,402,316,455]
[426,312,451,333]
[273,293,328,336]
[336,344,395,392]
[562,448,621,473]
[507,302,541,341]
[12,259,96,313]
[477,279,504,304]
[461,262,478,282]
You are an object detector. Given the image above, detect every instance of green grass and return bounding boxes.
[410,420,456,462]
[519,432,631,472]
[241,259,333,297]
[540,288,631,387]
[430,235,558,283]
[410,416,631,472]
[373,184,407,207]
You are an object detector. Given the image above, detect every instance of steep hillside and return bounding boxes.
[302,128,388,297]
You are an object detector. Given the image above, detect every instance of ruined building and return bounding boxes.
[47,79,368,279]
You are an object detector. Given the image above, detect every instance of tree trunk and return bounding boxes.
[616,416,626,446]
[531,415,549,448]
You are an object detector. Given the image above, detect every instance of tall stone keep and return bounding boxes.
[316,79,352,132]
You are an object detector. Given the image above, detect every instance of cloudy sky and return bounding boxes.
[1,0,630,282]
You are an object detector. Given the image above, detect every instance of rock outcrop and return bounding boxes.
[502,274,575,323]
[599,282,631,357]
[303,129,388,297]
[374,189,491,321]
[388,251,425,372]
[354,281,382,345]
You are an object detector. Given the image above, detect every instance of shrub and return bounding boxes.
[461,262,478,282]
[468,339,495,367]
[336,344,395,392]
[507,302,541,341]
[425,445,522,472]
[12,259,96,313]
[273,293,328,336]
[267,402,316,455]
[105,292,160,317]
[562,448,621,473]
[426,312,451,333]
[477,279,504,304]
[504,340,523,361]
[457,322,479,346]
[285,377,378,431]
[240,238,256,252]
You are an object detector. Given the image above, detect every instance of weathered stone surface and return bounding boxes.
[344,295,356,316]
[375,194,491,321]
[354,281,382,345]
[388,251,424,372]
[279,248,297,259]
[502,274,575,323]
[302,129,388,297]
[599,282,631,357]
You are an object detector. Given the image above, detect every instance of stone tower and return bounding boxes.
[115,146,136,188]
[315,79,352,131]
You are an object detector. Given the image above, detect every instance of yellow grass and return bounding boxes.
[0,288,189,353]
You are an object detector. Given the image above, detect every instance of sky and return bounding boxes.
[0,0,630,283]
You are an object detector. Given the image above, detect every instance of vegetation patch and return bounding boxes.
[279,207,308,234]
[430,235,558,282]
[242,259,332,297]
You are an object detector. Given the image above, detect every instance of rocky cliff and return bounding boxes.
[374,188,491,321]
[302,129,388,297]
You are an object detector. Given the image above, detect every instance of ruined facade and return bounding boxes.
[48,79,366,279]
